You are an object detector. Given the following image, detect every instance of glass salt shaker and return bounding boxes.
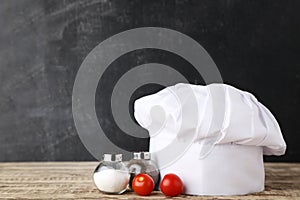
[93,154,130,194]
[127,152,159,188]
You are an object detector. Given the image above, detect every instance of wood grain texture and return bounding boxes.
[0,162,299,199]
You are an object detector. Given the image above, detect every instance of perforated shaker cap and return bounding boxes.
[133,152,151,160]
[103,154,122,162]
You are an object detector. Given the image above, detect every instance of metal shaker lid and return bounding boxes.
[103,154,122,161]
[133,152,151,160]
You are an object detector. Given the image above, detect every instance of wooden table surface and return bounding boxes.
[0,162,299,200]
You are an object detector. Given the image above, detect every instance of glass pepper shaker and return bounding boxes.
[127,152,159,188]
[93,154,130,194]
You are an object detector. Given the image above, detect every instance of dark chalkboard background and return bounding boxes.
[0,0,299,162]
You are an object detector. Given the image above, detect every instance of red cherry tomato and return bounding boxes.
[160,173,183,197]
[132,173,154,196]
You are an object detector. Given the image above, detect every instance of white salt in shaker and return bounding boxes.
[127,152,159,188]
[93,154,130,194]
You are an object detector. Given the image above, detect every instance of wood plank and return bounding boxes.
[0,162,299,199]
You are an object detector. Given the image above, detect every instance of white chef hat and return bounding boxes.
[134,83,286,196]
